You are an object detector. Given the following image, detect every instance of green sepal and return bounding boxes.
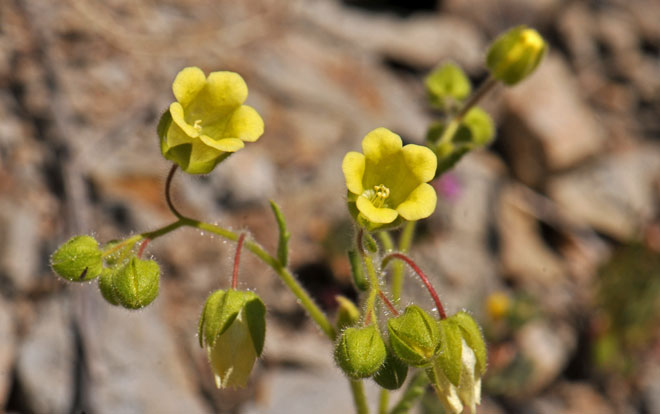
[156,109,172,142]
[51,235,104,282]
[112,256,160,309]
[347,193,404,233]
[387,305,441,367]
[243,293,266,356]
[335,295,361,331]
[335,325,387,379]
[452,311,487,375]
[98,267,120,306]
[269,200,290,267]
[200,289,266,355]
[348,249,368,291]
[425,62,472,111]
[363,232,379,253]
[437,318,463,386]
[373,348,408,390]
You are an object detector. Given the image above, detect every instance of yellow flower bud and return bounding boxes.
[486,26,546,85]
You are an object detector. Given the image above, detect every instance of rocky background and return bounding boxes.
[1,0,660,413]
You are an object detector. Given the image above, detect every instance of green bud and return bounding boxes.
[51,235,103,282]
[198,289,266,388]
[98,268,120,306]
[335,325,386,379]
[112,256,160,309]
[451,311,487,376]
[425,62,472,110]
[335,295,361,331]
[387,305,440,366]
[373,348,408,390]
[486,25,546,86]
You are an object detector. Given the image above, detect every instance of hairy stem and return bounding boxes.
[351,380,370,414]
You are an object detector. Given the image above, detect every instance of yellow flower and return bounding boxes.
[342,128,437,228]
[158,67,264,174]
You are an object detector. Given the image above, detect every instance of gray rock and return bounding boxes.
[0,200,41,293]
[0,296,16,406]
[16,295,75,414]
[81,293,208,414]
[502,55,605,184]
[548,145,660,241]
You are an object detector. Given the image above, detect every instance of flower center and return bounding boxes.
[370,184,390,208]
[193,119,203,132]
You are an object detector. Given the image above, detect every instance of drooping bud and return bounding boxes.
[112,256,160,309]
[198,289,266,388]
[486,25,546,86]
[387,305,440,366]
[335,325,387,379]
[335,295,361,331]
[373,348,408,390]
[427,312,487,414]
[51,235,104,282]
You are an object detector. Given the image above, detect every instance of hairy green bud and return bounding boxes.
[487,26,546,86]
[387,305,440,366]
[98,268,120,306]
[112,256,160,309]
[335,325,386,379]
[51,235,103,282]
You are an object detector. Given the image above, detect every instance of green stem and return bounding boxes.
[191,219,336,340]
[350,380,370,414]
[435,75,498,146]
[358,230,381,325]
[378,389,389,414]
[391,221,415,303]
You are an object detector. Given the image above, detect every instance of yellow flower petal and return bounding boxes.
[224,105,264,143]
[199,135,245,152]
[342,152,366,195]
[402,144,437,183]
[204,71,248,111]
[172,66,206,107]
[169,102,199,138]
[361,128,402,163]
[190,140,222,164]
[357,195,398,224]
[396,183,437,221]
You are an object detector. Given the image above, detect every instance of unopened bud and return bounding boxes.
[387,305,440,366]
[335,325,386,379]
[487,26,546,85]
[112,256,160,309]
[51,235,103,282]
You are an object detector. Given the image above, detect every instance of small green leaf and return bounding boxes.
[51,235,104,282]
[438,318,463,386]
[269,200,291,267]
[348,250,368,291]
[112,257,160,310]
[462,107,495,146]
[453,311,487,375]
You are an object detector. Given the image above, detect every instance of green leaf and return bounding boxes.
[453,311,487,375]
[112,256,160,310]
[269,200,290,267]
[51,235,104,282]
[244,293,267,356]
[425,62,472,110]
[438,318,463,386]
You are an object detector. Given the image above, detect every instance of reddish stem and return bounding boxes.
[137,239,151,258]
[384,253,447,319]
[232,233,246,289]
[378,291,399,316]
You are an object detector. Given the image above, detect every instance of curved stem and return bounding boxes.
[350,380,370,414]
[165,164,185,219]
[137,239,150,258]
[378,291,399,316]
[232,233,246,289]
[382,253,446,319]
[191,219,336,340]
